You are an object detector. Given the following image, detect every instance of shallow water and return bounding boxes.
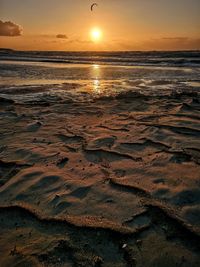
[0,51,200,103]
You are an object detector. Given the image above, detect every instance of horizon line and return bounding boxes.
[0,48,200,53]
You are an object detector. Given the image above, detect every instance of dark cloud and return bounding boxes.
[56,34,68,39]
[0,20,22,36]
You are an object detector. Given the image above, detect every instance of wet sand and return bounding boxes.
[0,90,200,267]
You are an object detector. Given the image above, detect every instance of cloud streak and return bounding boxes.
[147,37,200,50]
[0,20,22,37]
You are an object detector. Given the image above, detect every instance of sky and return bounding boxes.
[0,0,200,51]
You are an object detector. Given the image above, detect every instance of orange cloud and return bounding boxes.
[0,20,22,37]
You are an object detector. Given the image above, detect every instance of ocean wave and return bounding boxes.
[1,50,200,67]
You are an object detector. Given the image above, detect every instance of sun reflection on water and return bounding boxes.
[93,79,101,93]
[93,64,99,69]
[92,64,101,93]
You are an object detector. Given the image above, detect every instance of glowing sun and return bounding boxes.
[90,28,102,42]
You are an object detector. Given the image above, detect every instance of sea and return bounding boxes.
[0,50,200,103]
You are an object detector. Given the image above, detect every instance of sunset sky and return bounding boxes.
[0,0,200,51]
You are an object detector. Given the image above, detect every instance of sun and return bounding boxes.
[90,28,102,42]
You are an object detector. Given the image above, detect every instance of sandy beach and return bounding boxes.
[0,79,200,266]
